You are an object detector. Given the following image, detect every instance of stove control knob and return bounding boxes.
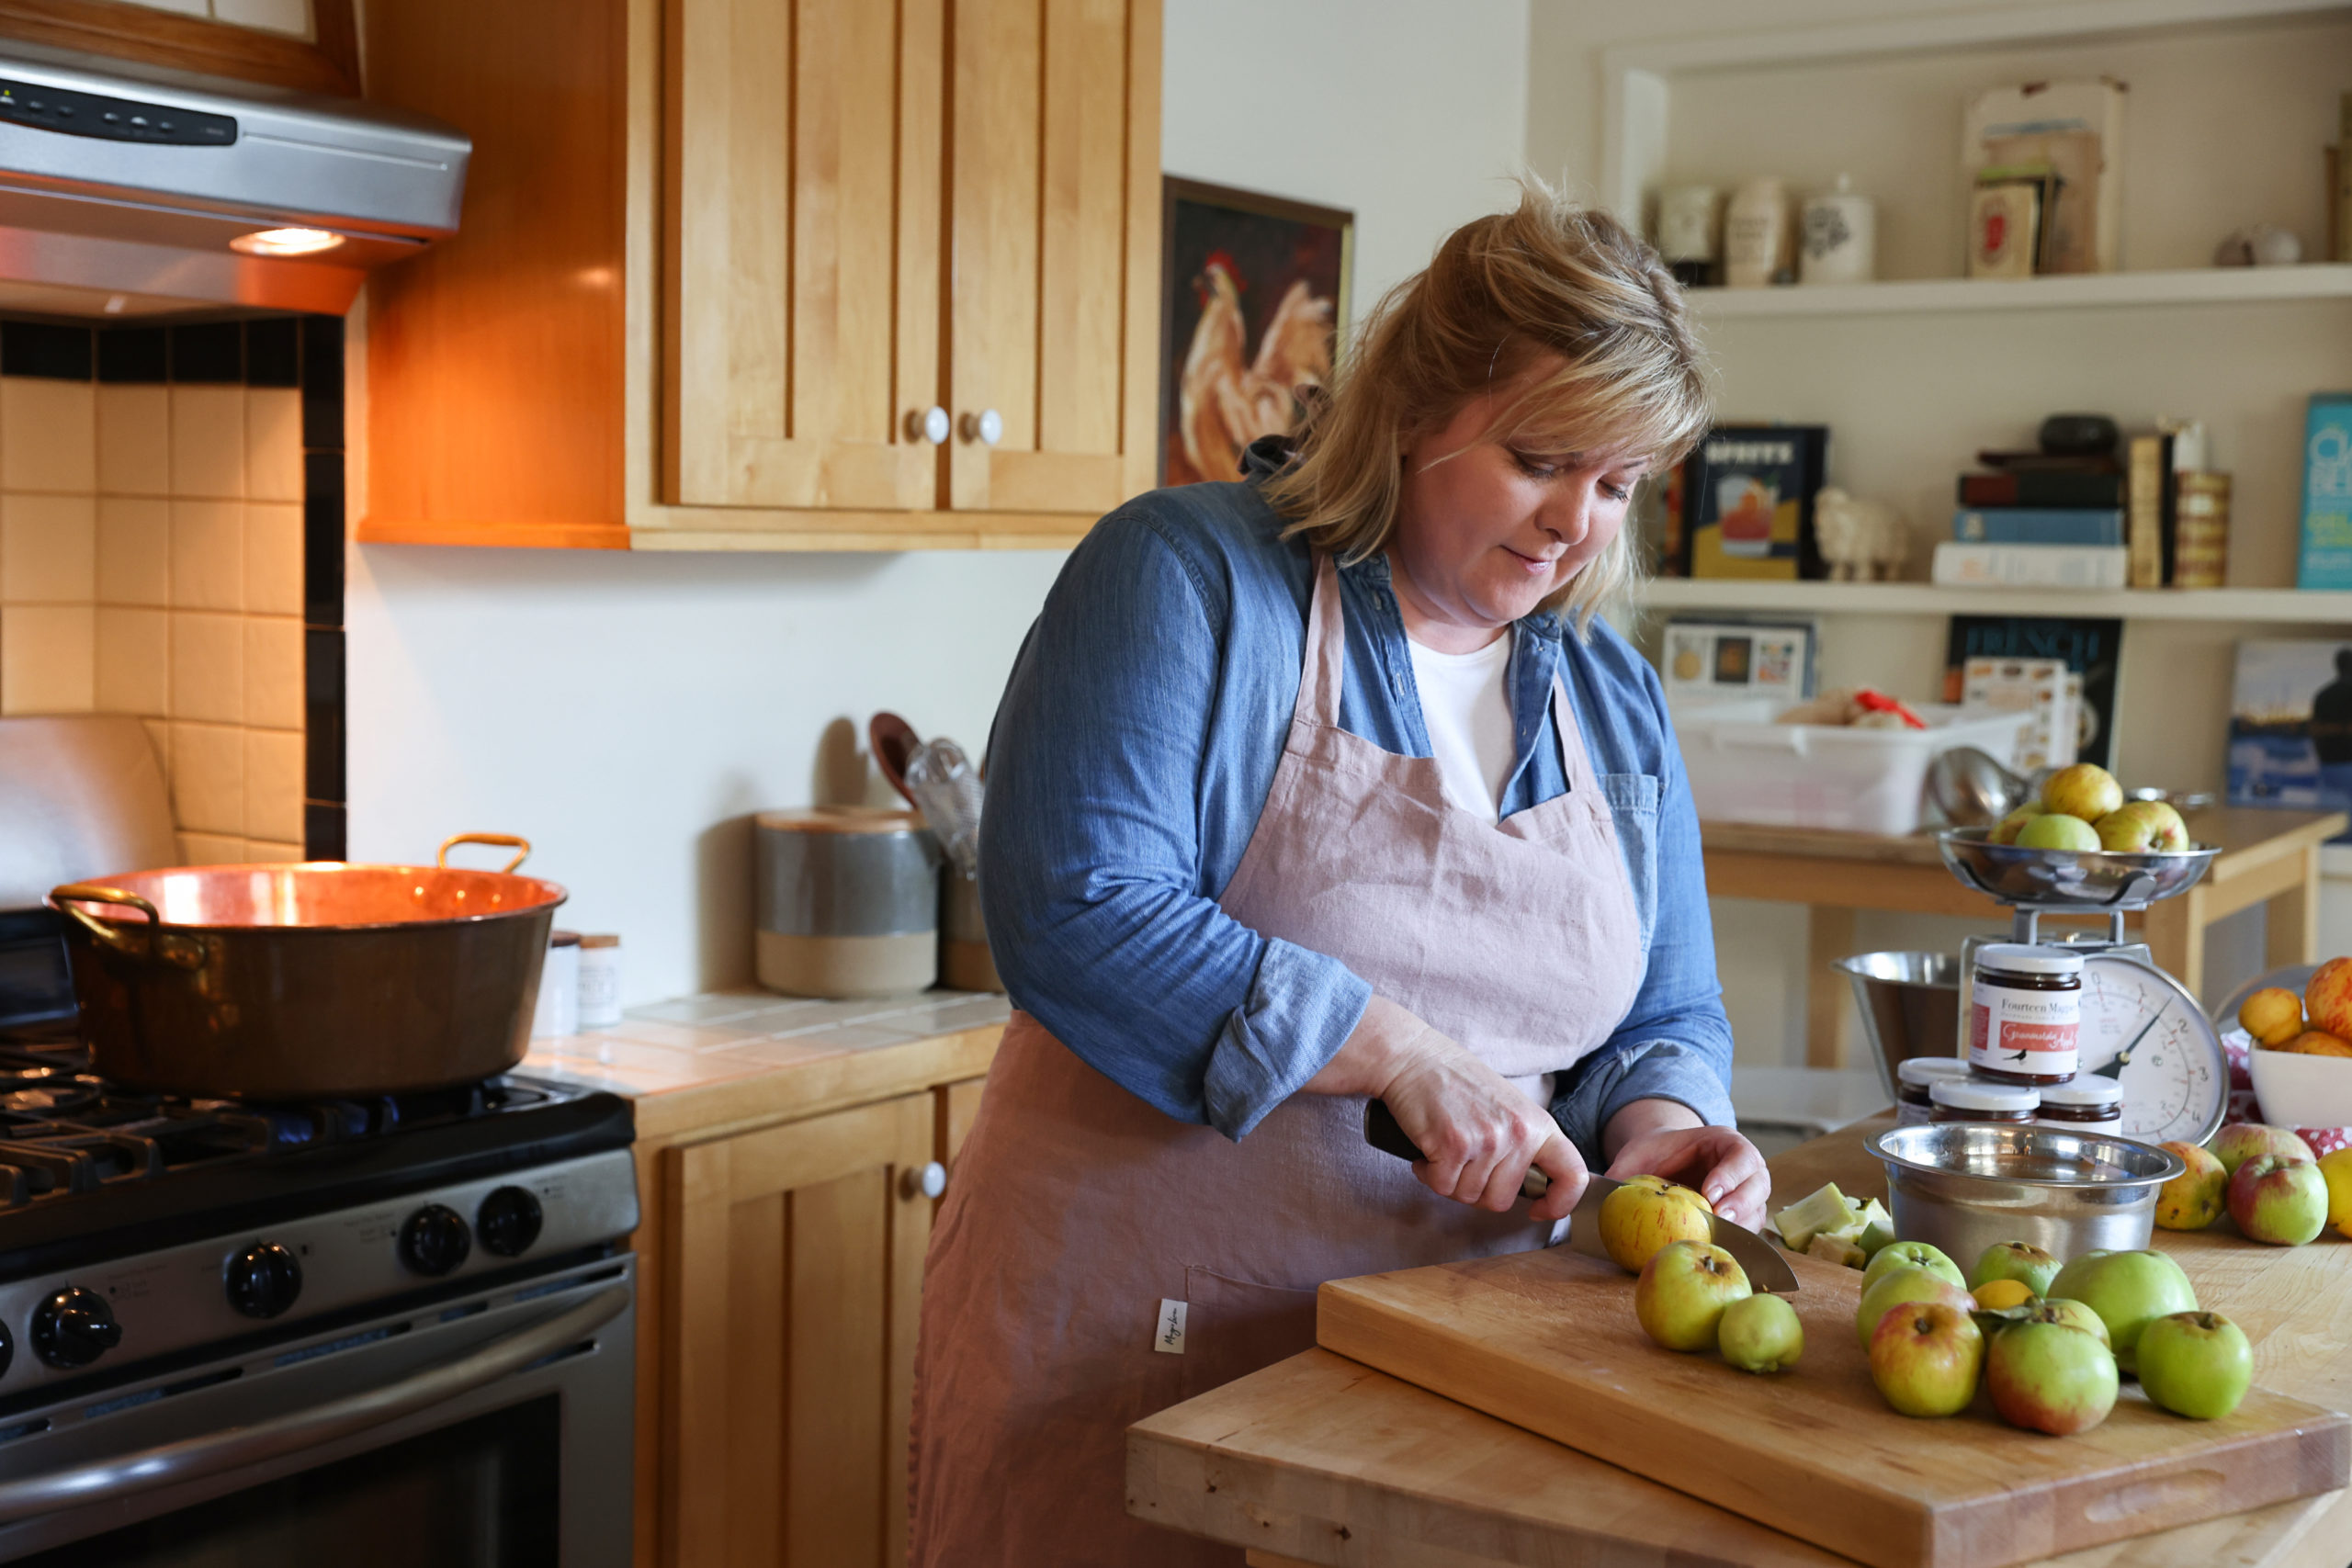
[225,1242,303,1319]
[399,1204,472,1277]
[476,1186,544,1258]
[31,1286,120,1369]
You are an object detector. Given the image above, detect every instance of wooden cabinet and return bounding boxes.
[366,0,1161,550]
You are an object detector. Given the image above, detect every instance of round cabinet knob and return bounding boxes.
[31,1286,120,1369]
[959,409,1003,446]
[901,1160,947,1201]
[225,1242,303,1320]
[476,1186,545,1258]
[907,405,951,446]
[398,1204,472,1277]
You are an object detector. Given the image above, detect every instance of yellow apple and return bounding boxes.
[2318,1147,2352,1240]
[1599,1173,1714,1274]
[2238,987,2306,1048]
[2306,956,2352,1040]
[2041,763,2124,822]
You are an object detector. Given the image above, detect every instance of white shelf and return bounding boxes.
[1686,265,2352,319]
[1639,578,2352,624]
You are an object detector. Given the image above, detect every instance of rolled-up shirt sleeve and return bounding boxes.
[978,512,1370,1139]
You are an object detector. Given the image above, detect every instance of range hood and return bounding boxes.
[0,40,468,318]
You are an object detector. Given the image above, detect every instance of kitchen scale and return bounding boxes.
[1939,829,2229,1145]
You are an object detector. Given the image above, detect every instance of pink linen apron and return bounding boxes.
[908,555,1646,1565]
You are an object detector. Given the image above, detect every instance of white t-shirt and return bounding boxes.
[1406,633,1516,823]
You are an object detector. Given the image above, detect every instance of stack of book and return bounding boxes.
[1937,451,2129,589]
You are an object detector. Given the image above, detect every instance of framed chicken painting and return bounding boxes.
[1159,177,1353,485]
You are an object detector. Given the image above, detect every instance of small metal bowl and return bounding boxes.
[1936,828,2219,908]
[1863,1122,2187,1265]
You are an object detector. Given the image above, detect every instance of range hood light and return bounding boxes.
[229,227,345,257]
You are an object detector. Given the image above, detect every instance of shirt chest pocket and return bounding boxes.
[1599,772,1661,951]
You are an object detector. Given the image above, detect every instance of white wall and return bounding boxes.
[346,0,1543,1005]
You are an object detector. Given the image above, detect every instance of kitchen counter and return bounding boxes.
[1128,1116,2352,1568]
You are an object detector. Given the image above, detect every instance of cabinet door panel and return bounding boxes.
[666,0,944,510]
[948,0,1160,513]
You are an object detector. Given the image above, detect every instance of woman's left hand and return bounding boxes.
[1602,1101,1771,1233]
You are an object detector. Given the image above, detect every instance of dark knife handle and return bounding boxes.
[1363,1100,1551,1199]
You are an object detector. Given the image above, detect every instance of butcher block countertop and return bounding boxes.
[1128,1117,2352,1568]
[522,987,1008,1140]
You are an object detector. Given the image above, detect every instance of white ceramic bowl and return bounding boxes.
[2245,1043,2352,1132]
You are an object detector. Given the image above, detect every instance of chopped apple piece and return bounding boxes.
[1773,1182,1854,1252]
[1853,1200,1896,1258]
[1807,1233,1867,1269]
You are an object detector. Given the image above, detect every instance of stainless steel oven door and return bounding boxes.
[0,1254,632,1566]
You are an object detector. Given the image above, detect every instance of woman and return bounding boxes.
[910,185,1766,1565]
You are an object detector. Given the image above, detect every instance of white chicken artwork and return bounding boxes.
[1175,252,1335,483]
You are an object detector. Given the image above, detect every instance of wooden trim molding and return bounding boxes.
[0,0,361,96]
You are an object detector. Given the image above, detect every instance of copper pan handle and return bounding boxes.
[437,833,531,874]
[47,884,203,970]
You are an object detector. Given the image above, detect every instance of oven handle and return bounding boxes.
[0,1283,628,1526]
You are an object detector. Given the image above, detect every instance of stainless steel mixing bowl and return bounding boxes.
[1832,951,1961,1100]
[1863,1122,2186,1265]
[1937,828,2219,908]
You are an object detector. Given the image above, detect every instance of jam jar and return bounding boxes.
[2038,1076,2122,1134]
[1929,1077,2041,1125]
[1895,1057,1973,1126]
[1968,944,2083,1085]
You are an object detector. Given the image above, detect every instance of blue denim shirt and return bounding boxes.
[978,446,1736,1168]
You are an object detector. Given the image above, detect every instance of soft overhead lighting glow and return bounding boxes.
[230,227,345,257]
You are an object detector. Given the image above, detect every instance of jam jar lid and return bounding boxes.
[1973,943,2084,977]
[2040,1077,2123,1108]
[1898,1057,1975,1089]
[1929,1077,2041,1112]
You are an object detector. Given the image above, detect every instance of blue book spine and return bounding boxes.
[1951,508,2125,546]
[2298,393,2352,590]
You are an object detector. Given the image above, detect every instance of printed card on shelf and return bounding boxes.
[1962,655,2075,770]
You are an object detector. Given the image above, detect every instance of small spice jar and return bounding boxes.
[1929,1077,2041,1125]
[1895,1057,1973,1126]
[2038,1076,2122,1134]
[1968,944,2083,1085]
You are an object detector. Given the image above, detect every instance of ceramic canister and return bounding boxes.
[754,807,942,998]
[1800,175,1876,285]
[1723,177,1792,288]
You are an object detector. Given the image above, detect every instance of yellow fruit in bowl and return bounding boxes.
[2306,957,2352,1041]
[1598,1174,1714,1274]
[2041,763,2124,822]
[1971,1278,2038,1311]
[2279,1031,2352,1058]
[2239,987,2306,1048]
[2319,1148,2352,1240]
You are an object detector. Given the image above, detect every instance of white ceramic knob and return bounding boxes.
[961,409,1003,446]
[903,1161,948,1201]
[907,406,950,445]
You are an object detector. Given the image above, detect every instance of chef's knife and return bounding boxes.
[1362,1099,1799,1292]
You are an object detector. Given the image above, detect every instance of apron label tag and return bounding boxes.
[1153,1298,1188,1355]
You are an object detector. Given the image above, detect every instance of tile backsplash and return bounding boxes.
[0,316,343,866]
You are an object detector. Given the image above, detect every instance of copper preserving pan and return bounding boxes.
[47,834,566,1100]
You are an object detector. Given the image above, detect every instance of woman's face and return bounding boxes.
[1388,380,1646,652]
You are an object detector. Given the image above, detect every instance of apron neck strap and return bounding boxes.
[1295,552,1348,728]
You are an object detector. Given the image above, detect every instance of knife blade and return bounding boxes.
[1362,1099,1799,1292]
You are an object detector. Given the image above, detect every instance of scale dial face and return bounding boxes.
[2078,953,2229,1145]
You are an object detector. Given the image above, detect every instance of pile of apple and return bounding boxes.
[2236,957,2352,1058]
[1604,1175,1805,1373]
[2154,1122,2352,1244]
[1986,762,2191,854]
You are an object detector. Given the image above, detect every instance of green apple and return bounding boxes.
[1856,1265,1976,1351]
[1990,805,2046,846]
[2135,1311,2255,1419]
[2041,762,2123,821]
[1862,1241,1964,1294]
[1717,1292,1804,1373]
[1985,1315,2119,1435]
[1635,1240,1752,1353]
[2035,1297,2112,1348]
[2094,804,2161,852]
[2016,812,2101,852]
[1970,1240,2061,1297]
[2226,1154,2329,1246]
[2048,1250,2199,1372]
[2155,1141,2229,1231]
[2208,1122,2316,1178]
[1868,1301,1984,1417]
[2132,799,2191,851]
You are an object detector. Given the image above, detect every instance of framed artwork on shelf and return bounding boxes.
[2229,640,2352,845]
[1159,177,1351,486]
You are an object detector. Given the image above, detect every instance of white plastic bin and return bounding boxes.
[1671,700,2032,835]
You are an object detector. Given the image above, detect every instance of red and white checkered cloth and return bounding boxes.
[2222,1033,2352,1156]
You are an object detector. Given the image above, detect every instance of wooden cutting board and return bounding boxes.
[1317,1244,2349,1568]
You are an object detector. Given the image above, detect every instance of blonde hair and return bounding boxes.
[1261,179,1711,636]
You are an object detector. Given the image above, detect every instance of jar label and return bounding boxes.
[1969,987,2080,1077]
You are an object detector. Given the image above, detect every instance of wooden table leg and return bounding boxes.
[1806,906,1858,1069]
[2143,884,2209,1000]
[2266,845,2323,969]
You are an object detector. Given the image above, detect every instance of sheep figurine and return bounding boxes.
[1814,487,1909,581]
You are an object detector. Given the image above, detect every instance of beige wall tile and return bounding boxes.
[169,611,242,723]
[170,500,242,611]
[245,389,302,502]
[97,498,170,606]
[169,722,243,836]
[177,831,243,865]
[96,385,170,497]
[96,605,169,715]
[243,728,304,841]
[244,502,302,615]
[0,379,96,495]
[169,387,244,501]
[0,494,96,604]
[243,615,302,729]
[212,0,310,36]
[246,839,306,863]
[0,604,96,713]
